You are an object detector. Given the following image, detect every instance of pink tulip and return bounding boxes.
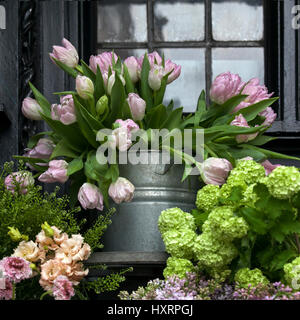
[38,160,69,184]
[50,38,79,68]
[107,72,125,95]
[76,76,94,99]
[164,59,181,84]
[230,114,258,144]
[261,160,281,176]
[89,52,118,74]
[51,95,76,125]
[108,177,135,204]
[210,72,243,105]
[78,183,104,211]
[148,65,164,91]
[127,93,146,121]
[124,56,140,83]
[22,98,43,120]
[260,107,277,127]
[201,158,233,185]
[5,171,35,194]
[137,51,163,70]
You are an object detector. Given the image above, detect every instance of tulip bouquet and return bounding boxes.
[18,38,299,211]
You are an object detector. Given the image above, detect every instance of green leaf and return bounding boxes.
[81,59,96,82]
[240,207,269,235]
[84,151,108,181]
[122,100,133,120]
[94,66,106,102]
[160,107,183,130]
[108,73,126,123]
[50,139,80,159]
[154,73,169,106]
[249,135,278,146]
[270,250,298,271]
[140,53,153,111]
[29,82,51,117]
[110,164,119,183]
[191,209,209,230]
[67,157,84,176]
[97,179,111,208]
[69,173,86,208]
[146,104,167,129]
[53,91,77,96]
[225,145,267,162]
[51,57,78,78]
[123,64,135,94]
[27,131,53,149]
[194,90,207,126]
[181,163,193,182]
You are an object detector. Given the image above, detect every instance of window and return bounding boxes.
[94,0,265,113]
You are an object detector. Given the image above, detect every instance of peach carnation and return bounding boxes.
[13,241,45,263]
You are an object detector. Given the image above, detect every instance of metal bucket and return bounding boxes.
[101,150,202,252]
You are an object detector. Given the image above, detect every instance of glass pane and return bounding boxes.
[159,48,206,112]
[97,1,147,43]
[212,48,264,84]
[154,0,205,41]
[212,0,263,41]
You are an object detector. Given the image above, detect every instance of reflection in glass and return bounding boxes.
[212,48,264,83]
[158,48,206,112]
[97,1,147,43]
[212,0,263,41]
[154,0,205,41]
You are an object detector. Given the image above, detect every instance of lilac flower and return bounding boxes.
[0,257,32,283]
[52,275,75,300]
[0,278,13,300]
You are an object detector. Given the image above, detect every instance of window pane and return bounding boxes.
[212,48,264,83]
[159,48,206,112]
[97,1,147,43]
[212,0,263,41]
[154,0,205,41]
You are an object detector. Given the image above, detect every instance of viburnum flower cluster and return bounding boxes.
[0,224,91,300]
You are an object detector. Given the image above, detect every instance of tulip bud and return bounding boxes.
[126,93,146,121]
[108,177,135,204]
[7,227,28,242]
[111,119,139,152]
[201,158,232,185]
[89,52,117,74]
[78,183,104,211]
[164,59,181,84]
[260,107,277,127]
[261,160,281,176]
[50,38,79,68]
[51,95,76,125]
[5,171,35,195]
[76,76,94,99]
[22,98,43,120]
[230,114,258,143]
[96,95,109,116]
[124,56,139,83]
[107,73,125,95]
[41,222,54,238]
[38,160,69,184]
[148,65,164,91]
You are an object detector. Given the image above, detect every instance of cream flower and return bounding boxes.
[55,235,91,264]
[36,226,68,250]
[66,262,89,285]
[13,241,43,263]
[52,227,69,245]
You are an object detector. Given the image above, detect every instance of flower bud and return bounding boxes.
[76,76,94,99]
[50,38,79,68]
[124,56,139,83]
[41,222,54,238]
[107,73,125,95]
[51,95,76,125]
[108,177,135,204]
[261,160,281,176]
[96,95,109,116]
[89,52,117,74]
[260,107,277,127]
[148,65,164,91]
[7,227,28,242]
[5,171,35,194]
[78,183,104,211]
[126,93,146,121]
[22,98,43,120]
[164,59,181,84]
[201,158,233,185]
[38,160,69,184]
[230,114,258,143]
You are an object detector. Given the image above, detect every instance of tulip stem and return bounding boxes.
[204,144,218,158]
[75,65,84,74]
[137,120,144,130]
[40,291,52,300]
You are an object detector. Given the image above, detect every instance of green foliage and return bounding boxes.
[163,257,195,279]
[234,268,269,289]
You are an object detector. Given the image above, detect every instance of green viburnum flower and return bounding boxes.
[242,183,259,205]
[283,256,300,286]
[193,233,238,270]
[196,185,220,212]
[162,229,196,260]
[158,207,196,235]
[234,268,269,289]
[163,257,195,279]
[202,206,248,242]
[263,166,300,200]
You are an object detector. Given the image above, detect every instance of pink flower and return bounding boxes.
[137,51,163,70]
[78,183,104,211]
[108,177,135,204]
[107,72,125,95]
[234,78,273,112]
[5,171,35,194]
[230,114,258,143]
[22,97,43,120]
[52,275,75,300]
[38,160,69,184]
[261,160,281,176]
[127,93,146,121]
[51,95,77,125]
[0,257,32,283]
[260,107,277,127]
[111,119,139,152]
[24,138,55,168]
[148,65,164,91]
[210,72,243,105]
[0,278,13,300]
[201,158,233,185]
[164,59,181,84]
[50,38,79,68]
[124,56,140,83]
[76,76,94,99]
[89,51,117,74]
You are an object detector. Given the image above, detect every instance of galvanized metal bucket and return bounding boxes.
[101,150,202,253]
